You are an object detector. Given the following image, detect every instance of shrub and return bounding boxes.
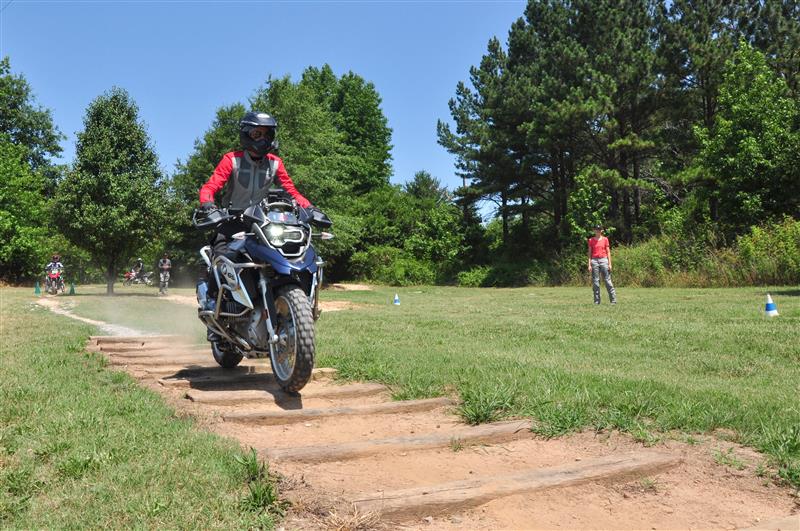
[350,245,435,286]
[457,266,491,287]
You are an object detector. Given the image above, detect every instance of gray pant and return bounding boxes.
[591,258,616,304]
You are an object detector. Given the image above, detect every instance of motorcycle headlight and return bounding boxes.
[266,224,286,247]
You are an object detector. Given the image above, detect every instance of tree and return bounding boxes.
[53,87,170,294]
[0,57,64,193]
[0,137,49,281]
[404,170,449,204]
[696,43,800,235]
[301,65,393,192]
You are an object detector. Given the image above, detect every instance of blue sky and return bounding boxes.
[1,0,525,200]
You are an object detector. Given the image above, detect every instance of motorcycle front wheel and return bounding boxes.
[270,285,315,393]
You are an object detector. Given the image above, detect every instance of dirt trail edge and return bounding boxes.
[82,335,796,530]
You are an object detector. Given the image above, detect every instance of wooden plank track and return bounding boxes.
[353,451,681,520]
[223,397,454,424]
[159,367,337,388]
[186,382,387,404]
[265,420,531,463]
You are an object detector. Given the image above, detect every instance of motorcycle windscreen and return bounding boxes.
[244,238,318,276]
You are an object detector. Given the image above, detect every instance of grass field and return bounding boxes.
[4,282,800,526]
[0,288,283,528]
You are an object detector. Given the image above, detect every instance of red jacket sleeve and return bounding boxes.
[199,153,234,204]
[272,156,311,208]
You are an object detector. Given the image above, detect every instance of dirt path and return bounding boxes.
[79,335,797,530]
[35,297,145,336]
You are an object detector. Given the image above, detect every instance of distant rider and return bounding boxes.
[45,253,63,274]
[45,254,64,291]
[158,253,172,295]
[131,257,144,280]
[196,111,317,341]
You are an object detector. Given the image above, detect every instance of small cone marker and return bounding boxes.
[765,294,779,317]
[69,283,75,295]
[34,281,41,295]
[393,293,400,305]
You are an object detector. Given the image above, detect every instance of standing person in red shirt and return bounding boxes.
[587,225,617,304]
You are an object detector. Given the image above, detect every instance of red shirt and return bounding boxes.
[588,236,610,259]
[198,151,311,208]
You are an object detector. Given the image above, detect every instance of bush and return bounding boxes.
[350,245,435,286]
[737,217,800,285]
[457,261,552,287]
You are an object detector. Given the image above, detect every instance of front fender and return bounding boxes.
[245,239,318,276]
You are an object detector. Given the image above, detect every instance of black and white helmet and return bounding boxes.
[240,111,278,157]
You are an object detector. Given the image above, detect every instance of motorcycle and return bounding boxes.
[122,270,154,286]
[193,191,333,393]
[45,268,65,295]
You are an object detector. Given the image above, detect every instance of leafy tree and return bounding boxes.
[170,103,245,271]
[696,43,800,235]
[0,137,49,281]
[0,57,62,170]
[53,88,170,294]
[0,57,64,195]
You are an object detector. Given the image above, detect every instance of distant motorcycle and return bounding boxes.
[122,270,154,286]
[45,268,65,295]
[193,190,333,392]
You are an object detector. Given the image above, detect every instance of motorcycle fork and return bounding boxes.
[258,270,280,345]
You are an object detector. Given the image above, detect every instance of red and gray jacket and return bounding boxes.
[199,151,311,210]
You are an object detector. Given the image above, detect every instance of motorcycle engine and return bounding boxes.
[246,310,270,350]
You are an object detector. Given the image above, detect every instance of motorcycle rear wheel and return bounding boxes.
[211,341,243,369]
[270,285,315,393]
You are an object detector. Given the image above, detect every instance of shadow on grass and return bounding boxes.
[771,289,800,297]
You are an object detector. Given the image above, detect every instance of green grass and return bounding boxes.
[0,288,281,528]
[44,283,800,487]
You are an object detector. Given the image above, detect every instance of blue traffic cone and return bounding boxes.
[393,293,400,305]
[34,281,41,295]
[69,282,75,295]
[765,294,779,317]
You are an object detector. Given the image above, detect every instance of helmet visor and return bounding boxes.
[247,126,275,142]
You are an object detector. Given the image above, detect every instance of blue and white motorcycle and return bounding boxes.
[193,192,333,392]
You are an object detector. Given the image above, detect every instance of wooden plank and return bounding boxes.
[265,420,531,463]
[142,362,263,376]
[90,335,179,343]
[223,397,454,424]
[353,451,680,520]
[109,356,209,366]
[98,344,205,353]
[103,348,207,357]
[159,367,337,388]
[186,382,387,405]
[741,515,800,531]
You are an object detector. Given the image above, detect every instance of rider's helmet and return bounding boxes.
[240,111,277,157]
[52,254,59,262]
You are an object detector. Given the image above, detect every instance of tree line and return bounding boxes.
[1,0,799,289]
[439,0,799,256]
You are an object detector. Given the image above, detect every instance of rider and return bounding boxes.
[131,257,145,279]
[45,253,63,273]
[197,111,317,340]
[44,254,64,291]
[158,253,172,294]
